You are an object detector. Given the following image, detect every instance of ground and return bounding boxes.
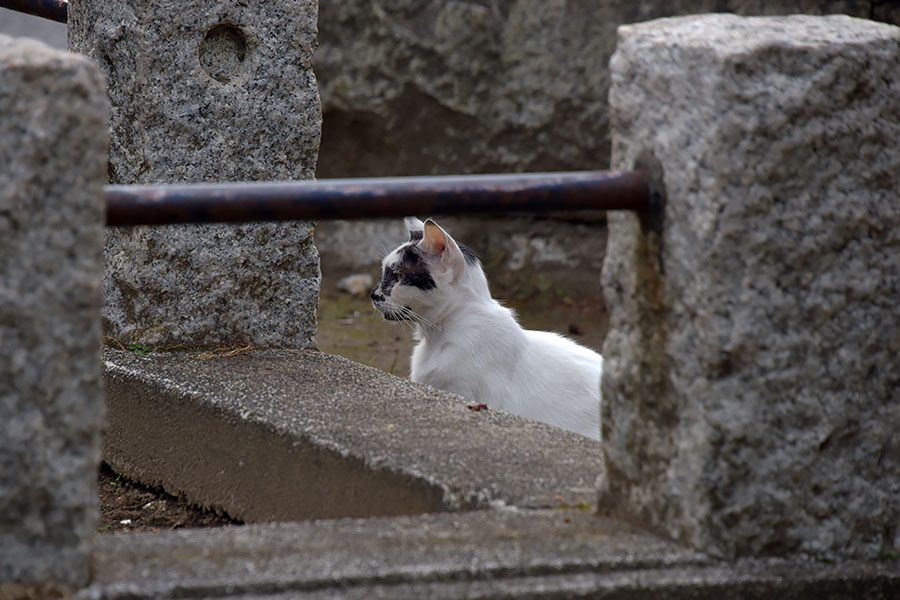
[98,463,240,533]
[98,264,608,533]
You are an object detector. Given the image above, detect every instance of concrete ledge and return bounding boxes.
[79,510,900,599]
[102,349,604,521]
[81,511,702,598]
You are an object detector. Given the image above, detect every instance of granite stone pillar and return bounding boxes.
[0,35,108,587]
[68,0,322,349]
[600,14,900,560]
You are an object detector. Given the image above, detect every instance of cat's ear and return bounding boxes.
[404,217,425,242]
[420,219,465,277]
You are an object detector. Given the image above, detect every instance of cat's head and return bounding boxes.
[371,217,486,326]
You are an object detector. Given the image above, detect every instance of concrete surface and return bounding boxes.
[0,35,108,587]
[78,510,900,599]
[0,8,66,50]
[103,348,604,522]
[600,14,900,560]
[68,0,322,350]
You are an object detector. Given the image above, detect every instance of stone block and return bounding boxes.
[600,14,900,559]
[314,0,890,179]
[68,0,322,349]
[0,35,108,586]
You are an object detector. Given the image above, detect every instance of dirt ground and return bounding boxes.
[97,463,241,533]
[98,264,608,533]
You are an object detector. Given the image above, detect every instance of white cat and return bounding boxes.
[371,217,602,440]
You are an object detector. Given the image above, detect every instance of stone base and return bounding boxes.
[103,223,320,349]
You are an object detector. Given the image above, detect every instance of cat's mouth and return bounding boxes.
[374,301,413,322]
[382,307,412,322]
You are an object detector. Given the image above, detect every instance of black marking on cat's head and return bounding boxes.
[458,242,480,266]
[376,265,399,298]
[401,245,419,267]
[399,244,436,290]
[403,271,436,291]
[404,217,426,241]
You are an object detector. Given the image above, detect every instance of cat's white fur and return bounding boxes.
[371,217,602,440]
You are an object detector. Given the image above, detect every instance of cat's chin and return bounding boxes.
[382,310,410,322]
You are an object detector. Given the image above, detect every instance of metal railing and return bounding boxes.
[1,0,67,22]
[104,171,651,226]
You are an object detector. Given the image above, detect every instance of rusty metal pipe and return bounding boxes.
[104,171,651,226]
[0,0,67,23]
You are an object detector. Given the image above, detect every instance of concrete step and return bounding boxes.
[80,510,699,598]
[102,348,604,522]
[97,349,900,599]
[78,509,899,599]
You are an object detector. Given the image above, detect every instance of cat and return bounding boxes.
[370,217,602,440]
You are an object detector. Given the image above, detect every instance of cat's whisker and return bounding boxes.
[397,314,416,335]
[388,305,414,327]
[392,306,416,330]
[409,310,442,333]
[397,305,443,334]
[411,309,442,333]
[391,306,419,334]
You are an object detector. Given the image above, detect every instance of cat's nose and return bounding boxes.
[370,288,383,302]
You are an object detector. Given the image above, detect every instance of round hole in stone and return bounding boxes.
[199,24,249,84]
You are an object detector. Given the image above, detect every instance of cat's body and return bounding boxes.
[371,218,602,440]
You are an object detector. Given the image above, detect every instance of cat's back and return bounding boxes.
[524,329,603,367]
[505,329,602,439]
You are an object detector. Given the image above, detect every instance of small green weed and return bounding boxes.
[552,501,593,511]
[127,342,149,356]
